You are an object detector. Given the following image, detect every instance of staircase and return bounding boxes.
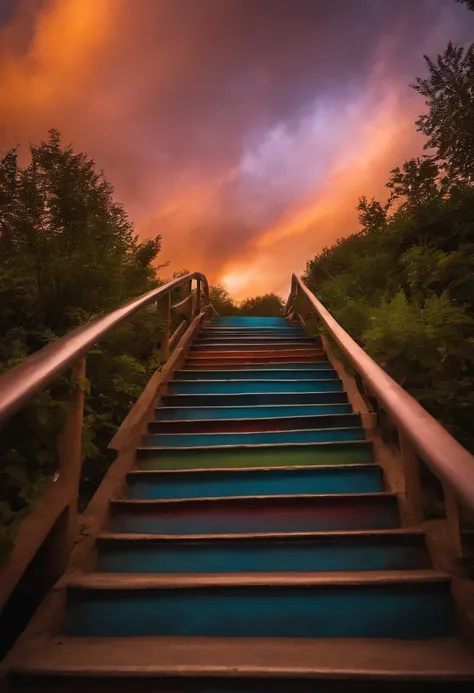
[6,316,474,689]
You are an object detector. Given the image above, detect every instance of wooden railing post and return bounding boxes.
[196,278,201,315]
[399,430,423,526]
[443,482,463,558]
[160,291,171,361]
[186,280,193,322]
[57,355,87,550]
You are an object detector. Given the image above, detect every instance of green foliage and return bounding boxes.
[209,285,239,315]
[0,130,164,557]
[304,32,474,452]
[238,293,284,317]
[412,42,474,182]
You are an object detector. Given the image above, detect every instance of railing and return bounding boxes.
[0,272,212,612]
[286,274,474,530]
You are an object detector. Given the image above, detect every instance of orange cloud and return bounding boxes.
[0,0,471,297]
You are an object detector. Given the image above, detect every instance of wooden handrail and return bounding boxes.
[0,272,209,425]
[287,274,474,510]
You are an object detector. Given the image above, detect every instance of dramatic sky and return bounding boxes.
[1,1,473,297]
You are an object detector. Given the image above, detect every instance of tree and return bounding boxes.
[238,293,284,316]
[386,158,442,211]
[0,130,164,558]
[412,42,474,182]
[209,285,238,315]
[456,0,474,11]
[357,196,389,233]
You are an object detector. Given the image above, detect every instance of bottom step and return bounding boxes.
[8,636,474,691]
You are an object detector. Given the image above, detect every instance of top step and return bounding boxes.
[212,318,289,327]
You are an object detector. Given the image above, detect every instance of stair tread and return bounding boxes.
[127,463,377,476]
[98,528,426,542]
[138,439,371,452]
[63,569,449,590]
[112,491,394,506]
[10,636,474,678]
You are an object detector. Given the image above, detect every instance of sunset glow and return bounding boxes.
[1,0,473,298]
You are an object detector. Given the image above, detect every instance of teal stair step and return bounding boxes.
[174,369,337,380]
[168,380,343,394]
[97,529,431,574]
[110,492,398,534]
[136,440,374,470]
[211,318,289,326]
[162,392,349,406]
[149,413,361,434]
[141,426,364,448]
[126,463,382,499]
[154,403,353,420]
[195,336,316,342]
[63,572,455,640]
[185,354,328,365]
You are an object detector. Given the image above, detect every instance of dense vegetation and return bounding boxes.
[304,14,474,452]
[0,133,284,558]
[209,286,284,316]
[0,130,164,558]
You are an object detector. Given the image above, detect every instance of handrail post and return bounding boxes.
[399,430,423,526]
[443,482,463,558]
[196,277,201,315]
[160,291,171,361]
[186,280,193,322]
[57,355,86,551]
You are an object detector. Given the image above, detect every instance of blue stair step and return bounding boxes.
[190,343,323,351]
[148,413,361,435]
[141,427,364,448]
[174,369,337,380]
[162,392,349,407]
[154,403,353,421]
[110,492,398,534]
[168,380,343,394]
[211,318,289,326]
[63,573,455,640]
[126,464,383,499]
[97,530,431,574]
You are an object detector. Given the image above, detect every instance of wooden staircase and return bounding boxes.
[5,316,474,690]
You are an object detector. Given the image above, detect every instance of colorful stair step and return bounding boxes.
[136,441,374,470]
[97,530,432,574]
[110,493,399,534]
[63,573,455,640]
[126,464,383,499]
[154,403,353,420]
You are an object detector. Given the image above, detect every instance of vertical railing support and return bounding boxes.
[57,355,87,551]
[443,482,463,558]
[399,430,423,526]
[160,291,171,361]
[185,280,193,323]
[196,277,201,315]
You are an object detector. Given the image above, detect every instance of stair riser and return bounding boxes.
[127,466,382,500]
[97,537,431,574]
[185,356,327,365]
[64,583,455,639]
[190,344,324,352]
[162,392,349,406]
[183,361,333,370]
[168,381,343,394]
[110,496,398,534]
[154,404,353,421]
[174,369,337,381]
[212,319,289,326]
[141,427,365,448]
[189,351,325,359]
[149,414,360,435]
[137,441,373,470]
[195,338,316,344]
